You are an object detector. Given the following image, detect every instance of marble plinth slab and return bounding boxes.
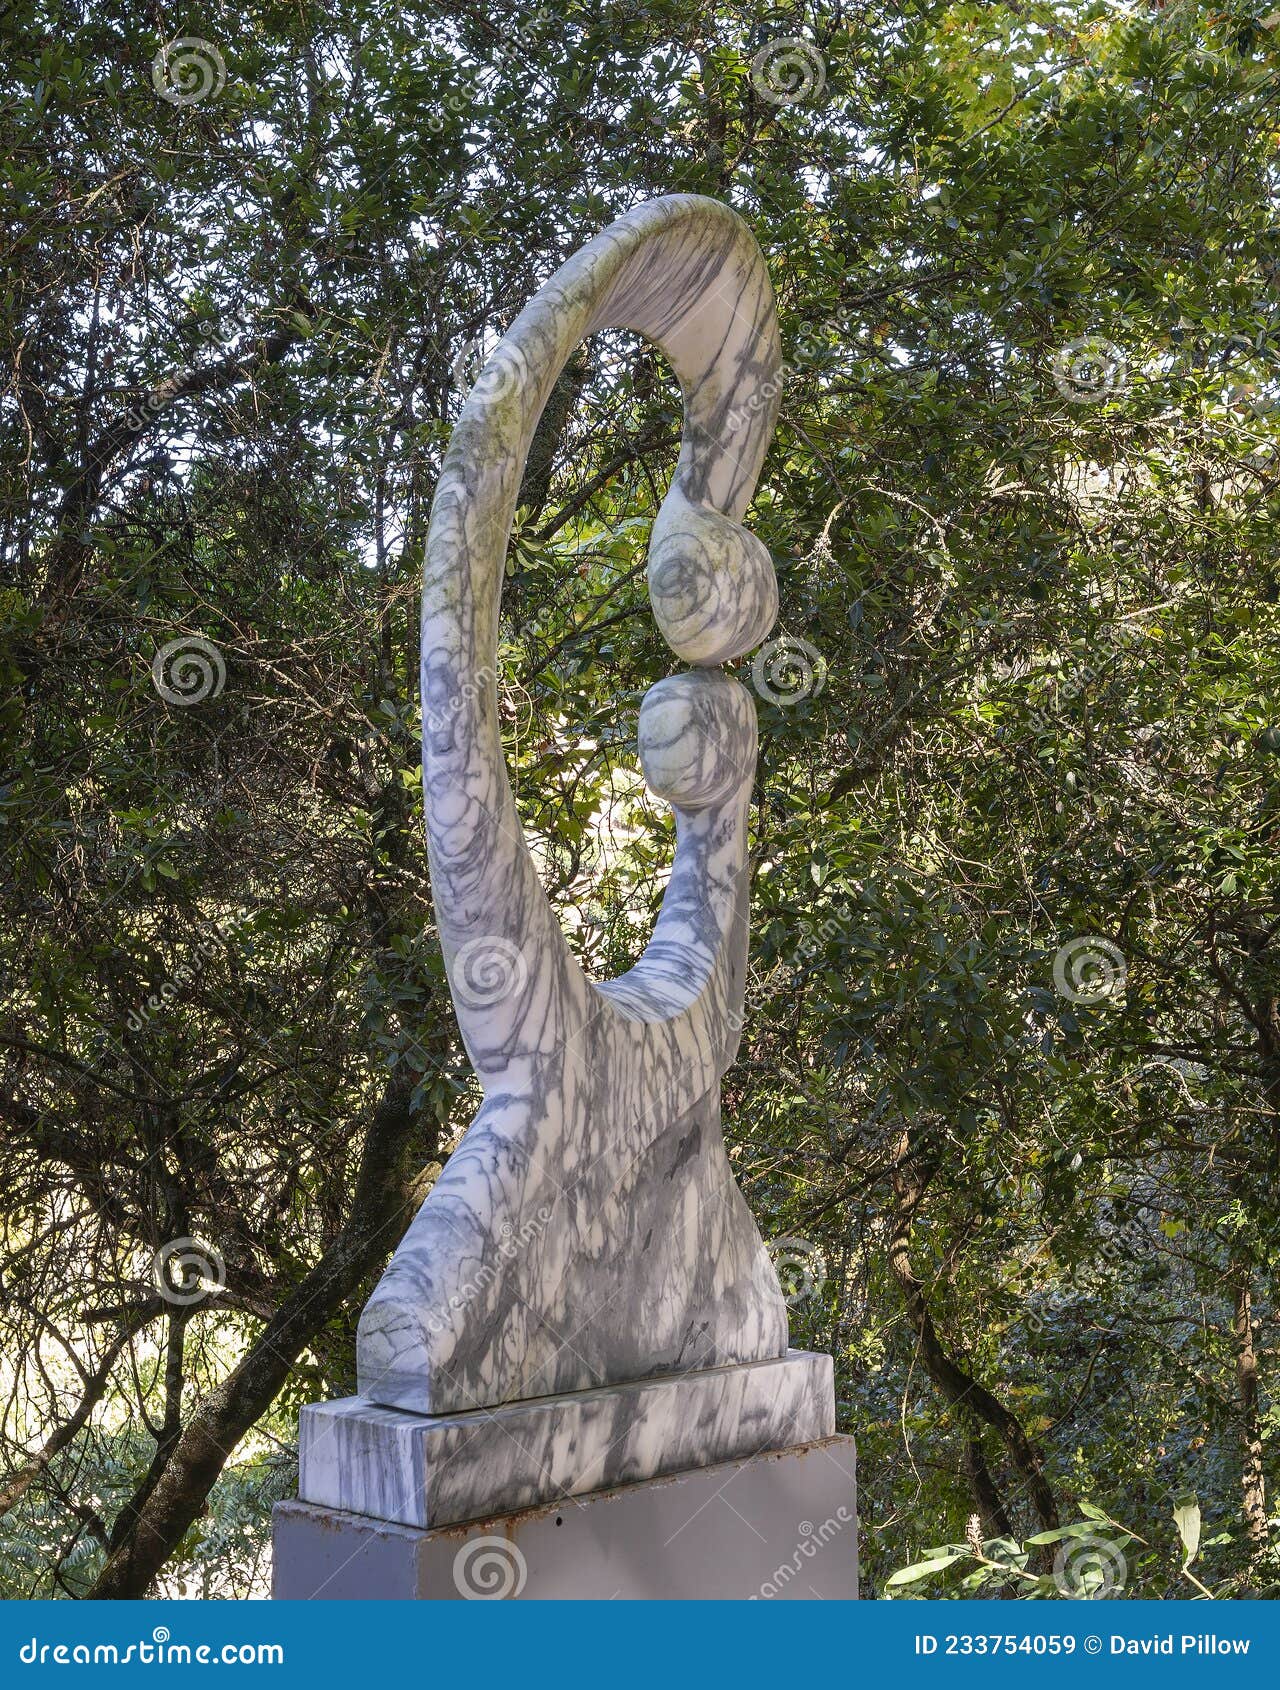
[274,1434,857,1600]
[298,1349,832,1530]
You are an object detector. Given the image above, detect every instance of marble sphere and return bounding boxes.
[637,670,756,812]
[647,490,779,664]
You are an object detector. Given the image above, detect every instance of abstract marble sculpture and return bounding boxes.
[277,198,856,1595]
[359,192,790,1415]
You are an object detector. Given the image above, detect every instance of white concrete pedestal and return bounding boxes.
[272,1434,857,1600]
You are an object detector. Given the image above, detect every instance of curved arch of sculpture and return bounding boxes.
[358,196,790,1415]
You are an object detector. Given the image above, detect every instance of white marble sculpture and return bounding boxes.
[356,194,798,1427]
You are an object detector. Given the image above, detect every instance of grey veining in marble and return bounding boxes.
[358,194,790,1416]
[301,1351,833,1529]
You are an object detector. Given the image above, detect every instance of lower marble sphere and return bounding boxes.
[637,669,757,811]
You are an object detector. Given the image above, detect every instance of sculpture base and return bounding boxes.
[298,1349,832,1530]
[273,1435,856,1600]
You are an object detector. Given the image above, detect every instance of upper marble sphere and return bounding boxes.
[358,194,789,1416]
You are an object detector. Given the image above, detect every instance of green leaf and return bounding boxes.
[885,1553,967,1586]
[1173,1497,1201,1568]
[1025,1523,1101,1546]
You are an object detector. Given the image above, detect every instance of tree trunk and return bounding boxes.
[88,1075,423,1598]
[889,1133,1059,1533]
[962,1428,1014,1539]
[1232,1270,1267,1554]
